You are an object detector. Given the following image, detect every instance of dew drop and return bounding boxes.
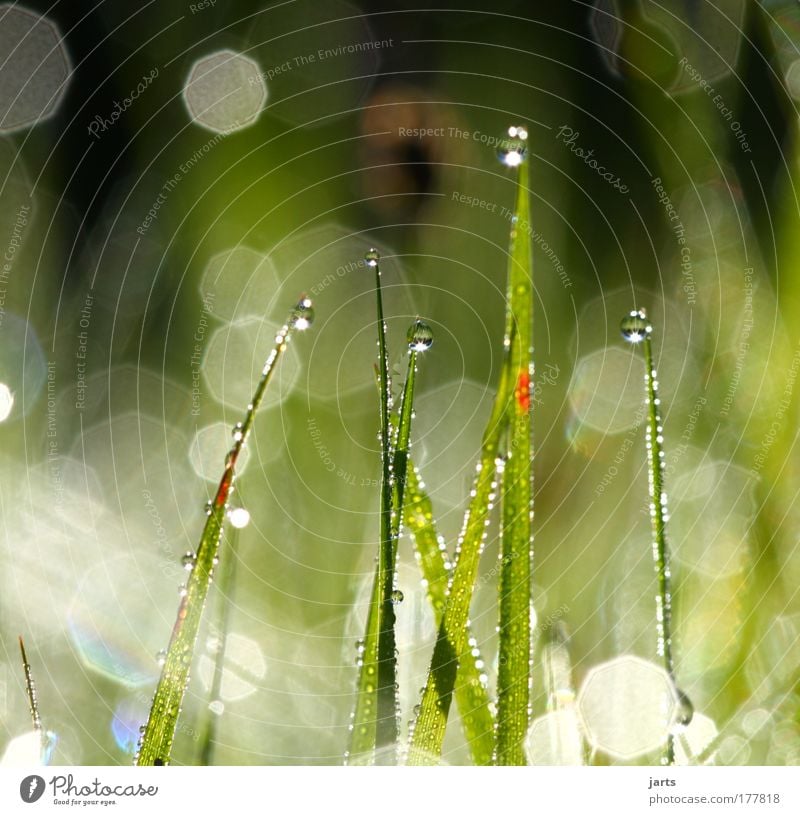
[181,551,196,570]
[674,687,694,728]
[391,589,404,604]
[232,421,244,441]
[156,649,167,666]
[365,247,380,267]
[620,309,653,344]
[497,125,528,167]
[204,500,213,516]
[292,296,315,331]
[407,319,434,353]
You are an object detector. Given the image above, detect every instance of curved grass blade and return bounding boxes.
[620,309,689,766]
[408,125,530,765]
[136,296,314,766]
[496,127,534,765]
[346,318,430,764]
[404,465,496,765]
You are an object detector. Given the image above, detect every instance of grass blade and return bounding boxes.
[365,247,400,762]
[496,125,534,765]
[17,636,56,764]
[403,465,496,765]
[407,361,511,764]
[197,509,246,765]
[620,309,690,766]
[346,317,431,764]
[136,297,314,766]
[408,125,530,765]
[18,636,42,734]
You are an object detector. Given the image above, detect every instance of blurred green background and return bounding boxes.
[0,0,799,765]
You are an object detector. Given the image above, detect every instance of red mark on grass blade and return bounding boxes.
[515,370,530,413]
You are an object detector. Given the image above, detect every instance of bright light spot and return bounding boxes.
[0,5,71,132]
[197,632,266,701]
[525,709,585,765]
[577,655,678,760]
[0,731,42,766]
[183,50,266,134]
[228,507,250,528]
[0,382,13,420]
[502,150,524,167]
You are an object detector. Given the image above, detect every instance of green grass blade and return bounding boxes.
[346,572,381,763]
[496,130,534,765]
[620,309,686,766]
[408,358,512,764]
[136,297,314,766]
[197,516,243,765]
[346,319,430,764]
[408,125,530,765]
[365,248,400,763]
[404,465,496,765]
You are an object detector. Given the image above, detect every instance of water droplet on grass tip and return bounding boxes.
[181,552,196,570]
[620,309,653,344]
[498,125,528,167]
[391,589,404,604]
[365,248,380,267]
[407,320,434,352]
[292,297,315,330]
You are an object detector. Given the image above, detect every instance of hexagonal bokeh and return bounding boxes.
[202,317,301,410]
[0,5,71,132]
[189,421,252,482]
[525,709,585,765]
[786,59,800,100]
[674,712,718,765]
[183,50,267,133]
[200,246,280,323]
[644,0,746,95]
[568,347,645,435]
[0,731,43,766]
[670,458,755,577]
[412,379,494,510]
[589,0,745,96]
[577,655,678,760]
[197,632,267,702]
